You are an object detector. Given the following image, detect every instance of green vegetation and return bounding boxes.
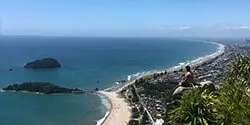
[3,82,80,94]
[131,85,140,103]
[135,78,177,104]
[138,115,143,125]
[168,55,250,125]
[216,55,250,125]
[24,58,61,69]
[168,88,218,125]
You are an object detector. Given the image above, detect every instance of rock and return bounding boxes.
[24,58,61,69]
[172,80,216,100]
[172,86,191,99]
[199,81,216,92]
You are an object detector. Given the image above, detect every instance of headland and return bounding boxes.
[98,41,232,125]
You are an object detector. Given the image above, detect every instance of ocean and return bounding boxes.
[0,36,218,125]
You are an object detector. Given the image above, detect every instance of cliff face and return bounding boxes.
[3,82,81,94]
[24,58,61,69]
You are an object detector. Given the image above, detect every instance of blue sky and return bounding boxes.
[1,0,250,37]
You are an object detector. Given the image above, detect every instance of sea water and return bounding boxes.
[0,36,218,125]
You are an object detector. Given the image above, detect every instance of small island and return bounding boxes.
[24,58,61,69]
[3,82,83,94]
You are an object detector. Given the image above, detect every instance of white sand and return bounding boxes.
[99,91,131,125]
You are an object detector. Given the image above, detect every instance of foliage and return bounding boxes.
[135,78,177,103]
[131,85,140,103]
[3,82,78,94]
[169,88,218,125]
[24,57,61,69]
[138,115,143,125]
[141,110,150,125]
[216,55,250,125]
[168,55,250,125]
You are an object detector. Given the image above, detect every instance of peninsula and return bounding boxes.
[3,82,83,94]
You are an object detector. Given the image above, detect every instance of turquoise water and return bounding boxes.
[0,36,218,125]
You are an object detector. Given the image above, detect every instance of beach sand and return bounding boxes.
[99,91,131,125]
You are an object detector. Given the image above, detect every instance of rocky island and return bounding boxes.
[3,82,83,94]
[24,58,61,69]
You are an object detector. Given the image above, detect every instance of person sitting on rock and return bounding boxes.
[173,65,197,99]
[178,65,196,87]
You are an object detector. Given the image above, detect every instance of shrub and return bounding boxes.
[168,88,217,125]
[216,55,250,125]
[168,55,250,125]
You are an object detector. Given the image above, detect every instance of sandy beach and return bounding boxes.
[99,91,131,125]
[99,41,225,125]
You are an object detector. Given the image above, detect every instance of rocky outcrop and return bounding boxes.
[173,81,216,99]
[199,81,216,92]
[24,58,61,69]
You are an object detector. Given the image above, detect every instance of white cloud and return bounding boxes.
[238,25,250,29]
[179,26,190,30]
[154,25,191,30]
[224,25,250,30]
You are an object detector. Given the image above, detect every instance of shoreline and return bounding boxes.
[96,93,112,125]
[98,91,131,125]
[98,41,225,125]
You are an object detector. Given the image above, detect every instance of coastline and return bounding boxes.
[98,91,131,125]
[96,93,112,125]
[98,41,225,125]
